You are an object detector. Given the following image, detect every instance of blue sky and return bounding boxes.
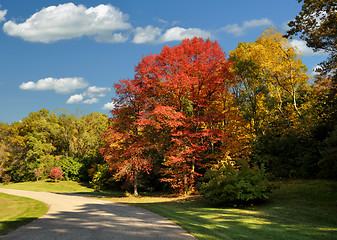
[0,0,328,123]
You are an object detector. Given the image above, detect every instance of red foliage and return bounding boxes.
[50,166,64,181]
[102,37,234,194]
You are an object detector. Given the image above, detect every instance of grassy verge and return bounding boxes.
[0,193,48,235]
[1,179,337,239]
[0,180,96,194]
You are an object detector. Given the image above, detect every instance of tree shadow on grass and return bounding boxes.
[0,218,37,236]
[133,198,337,240]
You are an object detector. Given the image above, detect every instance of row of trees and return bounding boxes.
[0,109,108,187]
[100,27,337,196]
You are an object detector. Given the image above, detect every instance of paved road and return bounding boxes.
[0,189,196,240]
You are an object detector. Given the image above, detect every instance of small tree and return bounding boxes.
[50,166,64,182]
[34,169,44,181]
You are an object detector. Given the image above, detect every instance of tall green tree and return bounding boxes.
[286,0,337,81]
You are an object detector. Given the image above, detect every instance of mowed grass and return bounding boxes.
[0,193,48,235]
[0,180,96,194]
[1,179,337,239]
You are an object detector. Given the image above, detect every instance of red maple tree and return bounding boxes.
[102,37,234,194]
[50,166,64,182]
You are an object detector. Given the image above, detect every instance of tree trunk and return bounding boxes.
[134,170,139,196]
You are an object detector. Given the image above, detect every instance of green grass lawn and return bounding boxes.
[1,179,337,239]
[0,180,96,194]
[0,193,48,235]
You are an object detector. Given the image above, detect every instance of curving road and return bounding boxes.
[0,189,196,240]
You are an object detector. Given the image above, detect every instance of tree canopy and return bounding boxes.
[286,0,337,81]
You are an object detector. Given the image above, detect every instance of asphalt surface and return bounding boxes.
[0,188,196,240]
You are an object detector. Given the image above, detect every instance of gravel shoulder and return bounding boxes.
[0,188,196,240]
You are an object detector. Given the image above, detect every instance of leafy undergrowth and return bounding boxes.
[0,193,48,235]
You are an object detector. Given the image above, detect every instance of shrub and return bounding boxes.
[199,160,273,205]
[34,169,44,181]
[50,166,64,182]
[2,174,11,184]
[55,157,83,181]
[89,163,110,192]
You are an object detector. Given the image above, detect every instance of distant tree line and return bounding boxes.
[0,109,109,189]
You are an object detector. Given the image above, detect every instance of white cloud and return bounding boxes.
[159,27,212,43]
[84,86,110,98]
[132,25,162,44]
[3,3,131,43]
[102,101,116,110]
[243,18,272,28]
[66,94,98,104]
[0,9,7,22]
[95,32,129,43]
[220,24,243,36]
[132,26,212,44]
[19,77,88,94]
[66,94,83,104]
[66,86,110,104]
[83,98,99,104]
[290,39,328,57]
[220,18,273,36]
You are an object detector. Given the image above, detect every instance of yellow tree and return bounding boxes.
[230,28,311,133]
[230,28,317,178]
[255,28,310,117]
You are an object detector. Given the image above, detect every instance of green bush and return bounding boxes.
[55,157,82,181]
[199,160,273,205]
[89,163,110,192]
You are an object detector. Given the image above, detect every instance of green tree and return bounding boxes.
[286,0,337,81]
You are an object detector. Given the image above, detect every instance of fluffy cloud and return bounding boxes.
[0,9,7,22]
[133,25,161,44]
[132,26,212,44]
[95,32,129,43]
[290,39,328,57]
[84,86,111,98]
[160,27,212,43]
[66,94,83,104]
[66,86,110,104]
[83,98,99,104]
[19,77,88,94]
[3,3,212,45]
[220,18,273,36]
[66,94,99,105]
[102,101,116,110]
[3,3,131,43]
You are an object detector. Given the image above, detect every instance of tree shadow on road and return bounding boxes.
[0,198,195,240]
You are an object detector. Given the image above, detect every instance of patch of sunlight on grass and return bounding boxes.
[316,227,337,231]
[241,218,273,225]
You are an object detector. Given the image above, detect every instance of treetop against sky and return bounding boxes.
[0,0,328,123]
